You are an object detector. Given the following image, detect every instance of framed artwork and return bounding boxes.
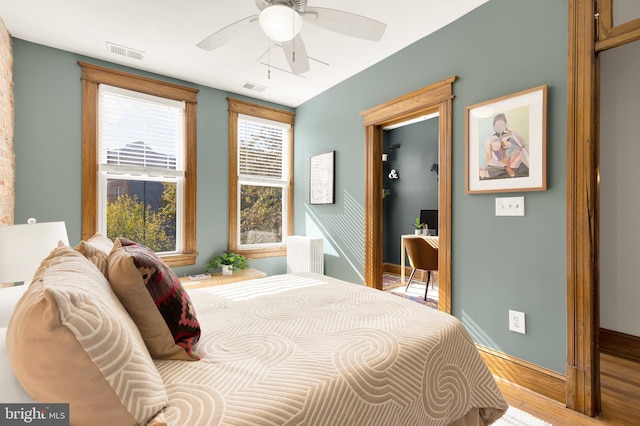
[466,85,548,194]
[309,151,335,205]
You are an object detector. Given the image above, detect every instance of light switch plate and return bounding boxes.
[495,196,525,216]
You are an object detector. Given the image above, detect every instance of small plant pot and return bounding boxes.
[414,229,421,235]
[221,265,233,276]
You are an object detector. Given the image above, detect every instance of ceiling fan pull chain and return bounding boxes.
[268,38,271,79]
[292,8,296,63]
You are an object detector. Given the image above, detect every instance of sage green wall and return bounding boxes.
[13,0,568,373]
[295,0,567,372]
[11,38,290,277]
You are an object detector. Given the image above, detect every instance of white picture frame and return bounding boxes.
[466,85,548,194]
[309,151,335,205]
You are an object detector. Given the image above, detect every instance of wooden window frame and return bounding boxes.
[227,98,294,259]
[80,62,199,267]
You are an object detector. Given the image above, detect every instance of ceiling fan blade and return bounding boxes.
[301,7,386,41]
[282,34,310,75]
[196,14,259,51]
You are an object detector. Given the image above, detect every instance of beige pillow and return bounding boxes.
[6,246,167,426]
[73,233,114,277]
[108,238,199,361]
[84,232,114,254]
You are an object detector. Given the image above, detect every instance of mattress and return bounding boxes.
[154,273,507,425]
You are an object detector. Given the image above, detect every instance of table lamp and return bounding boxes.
[0,218,69,285]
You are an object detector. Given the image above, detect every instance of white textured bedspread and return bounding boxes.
[154,273,507,425]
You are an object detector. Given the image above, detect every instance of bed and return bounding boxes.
[2,237,507,426]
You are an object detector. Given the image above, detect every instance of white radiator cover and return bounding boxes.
[286,236,324,274]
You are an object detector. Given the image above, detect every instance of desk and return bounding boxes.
[179,268,266,289]
[400,235,439,285]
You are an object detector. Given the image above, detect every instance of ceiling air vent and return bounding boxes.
[241,81,267,92]
[106,42,144,61]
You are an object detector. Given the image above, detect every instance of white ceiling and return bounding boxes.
[1,0,488,108]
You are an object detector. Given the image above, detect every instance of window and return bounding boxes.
[80,62,199,267]
[228,98,294,258]
[99,85,184,253]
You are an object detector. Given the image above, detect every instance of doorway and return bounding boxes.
[360,76,456,314]
[381,116,440,306]
[598,40,640,357]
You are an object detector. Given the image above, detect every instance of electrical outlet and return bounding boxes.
[495,196,525,216]
[509,310,526,334]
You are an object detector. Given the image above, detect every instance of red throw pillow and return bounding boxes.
[108,237,200,360]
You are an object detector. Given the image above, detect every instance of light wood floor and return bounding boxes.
[497,351,640,425]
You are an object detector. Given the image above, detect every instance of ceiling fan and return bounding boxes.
[196,0,387,75]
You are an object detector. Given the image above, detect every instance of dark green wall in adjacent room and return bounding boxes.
[382,119,439,265]
[294,0,567,372]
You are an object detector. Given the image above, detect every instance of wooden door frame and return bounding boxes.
[568,0,640,416]
[567,0,600,416]
[360,76,456,314]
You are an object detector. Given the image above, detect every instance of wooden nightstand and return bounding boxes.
[179,268,266,289]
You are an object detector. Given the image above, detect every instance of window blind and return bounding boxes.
[99,85,185,176]
[238,114,290,184]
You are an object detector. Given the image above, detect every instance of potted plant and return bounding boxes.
[207,251,249,276]
[412,217,425,235]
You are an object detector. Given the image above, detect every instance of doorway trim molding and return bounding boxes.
[566,0,600,416]
[360,76,457,314]
[569,0,640,416]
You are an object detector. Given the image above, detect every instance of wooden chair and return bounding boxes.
[404,236,438,301]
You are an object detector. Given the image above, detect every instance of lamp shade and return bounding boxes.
[259,5,302,42]
[0,220,69,284]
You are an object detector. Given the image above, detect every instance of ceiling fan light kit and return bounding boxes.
[259,5,302,42]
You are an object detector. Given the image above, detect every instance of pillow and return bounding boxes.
[6,246,167,426]
[108,237,200,361]
[0,285,28,328]
[83,232,114,254]
[73,233,114,277]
